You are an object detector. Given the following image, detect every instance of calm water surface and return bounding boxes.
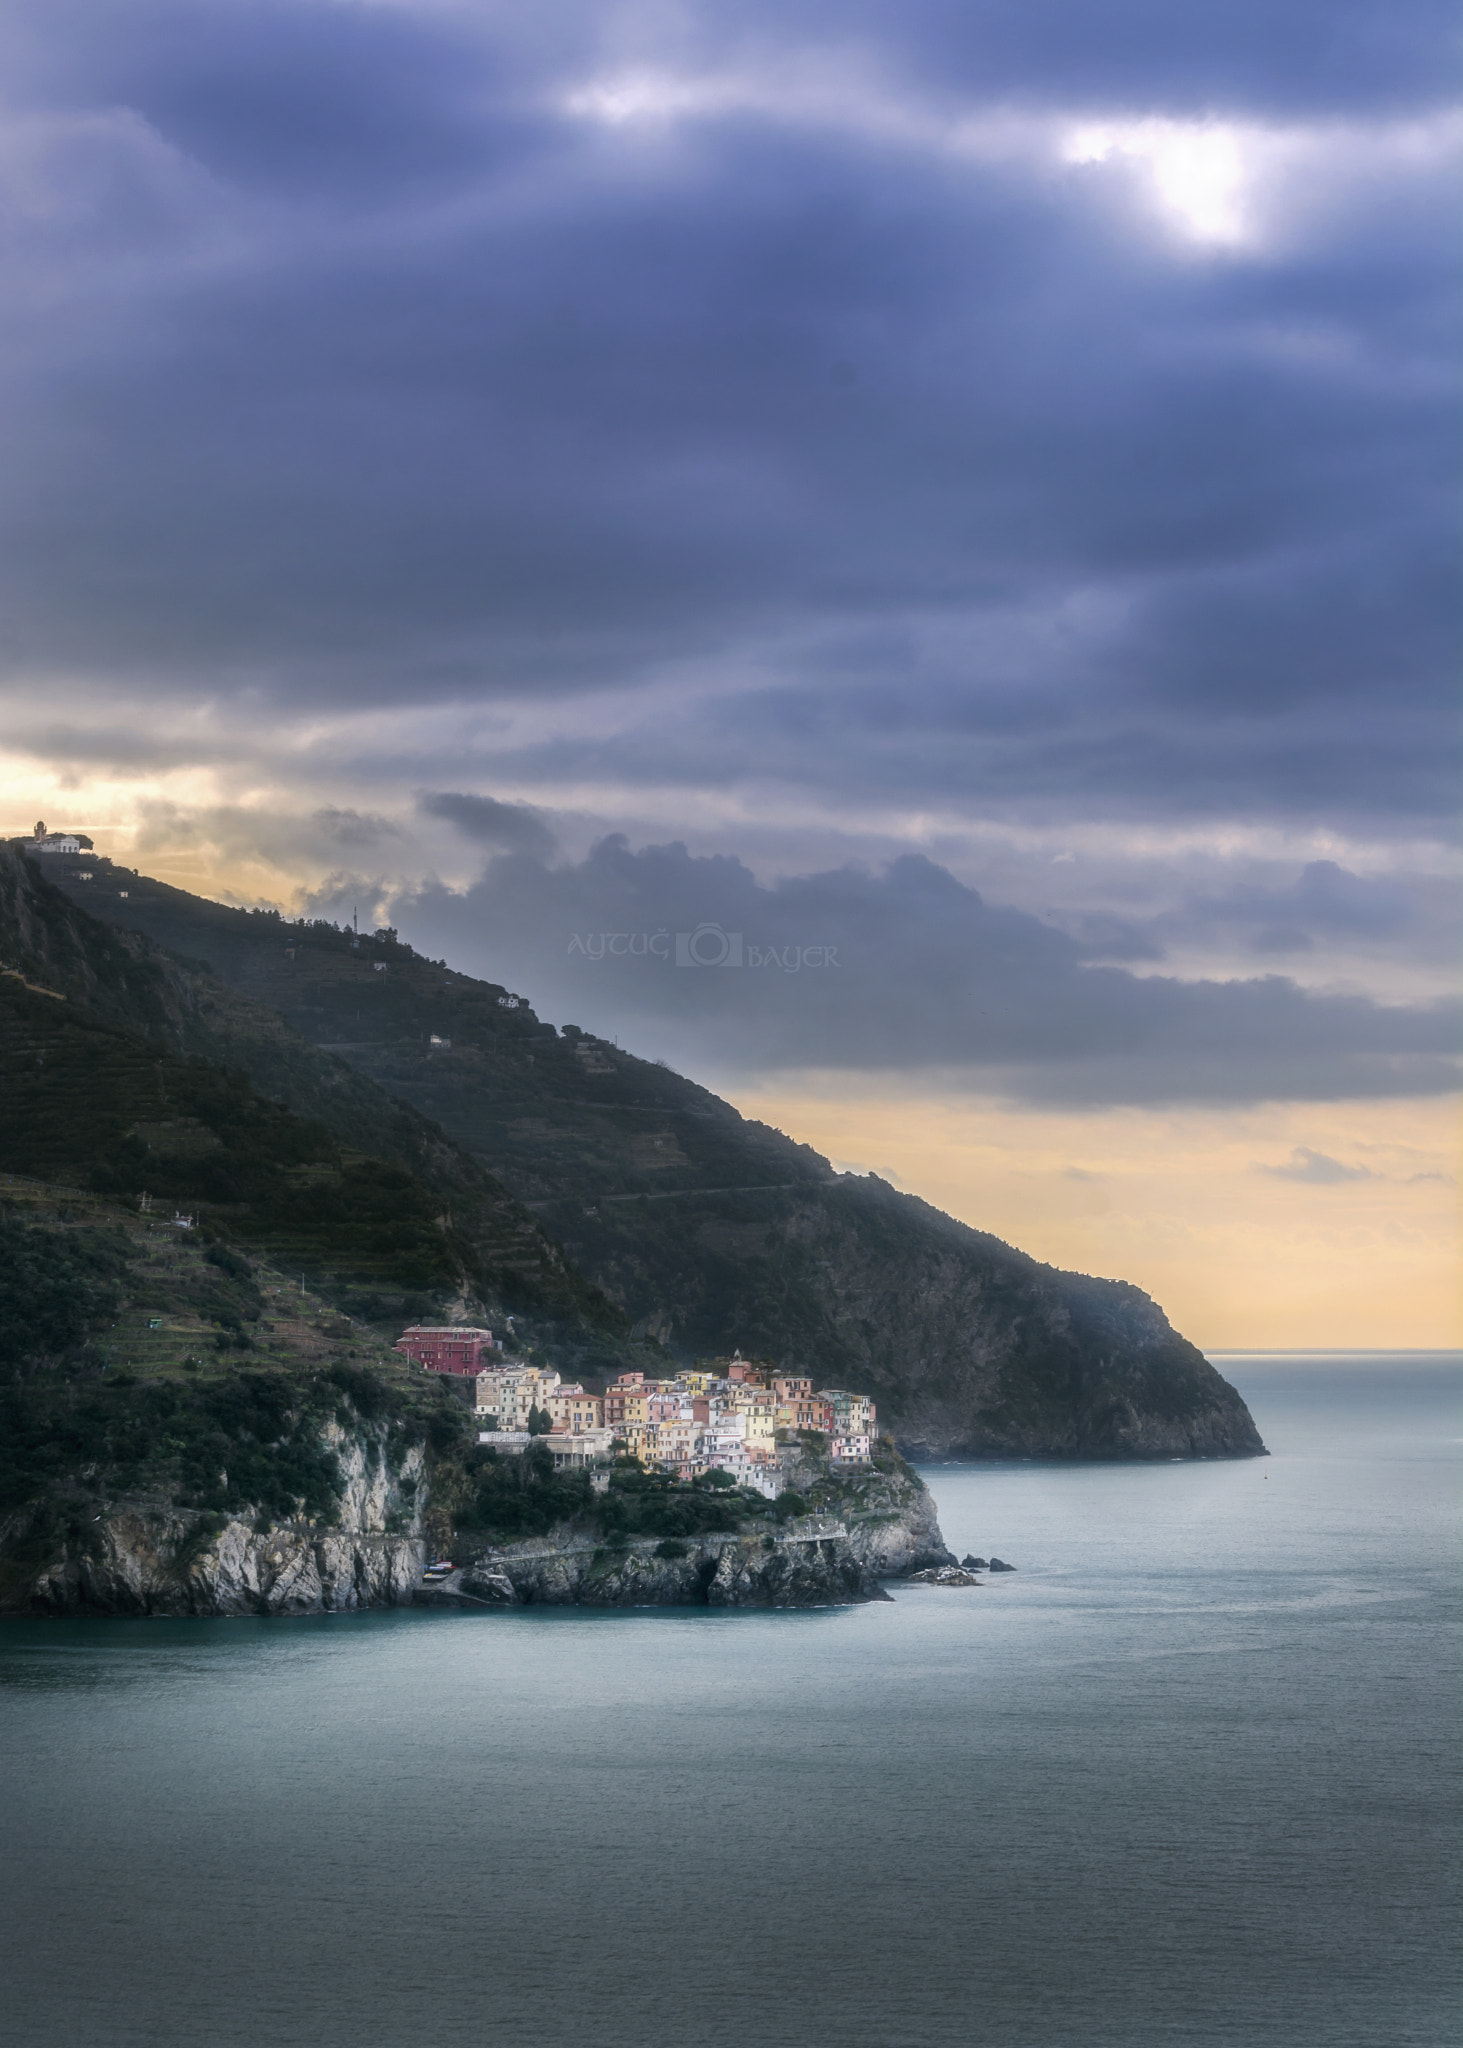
[1,1356,1458,2048]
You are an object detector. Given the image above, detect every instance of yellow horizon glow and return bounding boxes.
[731,1084,1462,1351]
[8,772,1458,1350]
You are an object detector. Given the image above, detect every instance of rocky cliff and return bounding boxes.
[427,1458,953,1610]
[0,1186,952,1620]
[436,1528,892,1609]
[6,1424,429,1618]
[5,1442,951,1617]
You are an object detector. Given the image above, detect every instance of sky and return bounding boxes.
[2,0,1458,1345]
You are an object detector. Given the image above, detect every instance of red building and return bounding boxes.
[393,1325,495,1376]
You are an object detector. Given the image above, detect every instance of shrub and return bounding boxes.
[0,1368,350,1524]
[0,1218,132,1378]
[205,1244,254,1281]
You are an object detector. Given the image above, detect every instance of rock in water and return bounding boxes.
[457,1570,517,1604]
[906,1565,983,1586]
[987,1556,1016,1571]
[961,1555,988,1569]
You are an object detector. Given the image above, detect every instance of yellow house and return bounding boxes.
[548,1389,605,1434]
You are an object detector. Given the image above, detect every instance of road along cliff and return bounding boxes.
[425,1459,953,1610]
[5,1450,951,1617]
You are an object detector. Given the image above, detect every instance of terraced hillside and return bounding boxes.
[0,1182,950,1616]
[25,846,1266,1460]
[0,846,629,1361]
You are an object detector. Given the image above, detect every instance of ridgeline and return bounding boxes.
[3,842,1265,1462]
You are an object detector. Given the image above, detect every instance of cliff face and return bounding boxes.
[559,1180,1267,1462]
[21,1506,427,1618]
[435,1529,891,1610]
[4,1424,952,1617]
[430,1462,953,1610]
[7,1428,428,1619]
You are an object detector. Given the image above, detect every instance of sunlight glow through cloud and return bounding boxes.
[565,67,1462,251]
[562,65,1262,243]
[1062,119,1248,243]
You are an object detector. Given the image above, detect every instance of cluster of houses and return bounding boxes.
[392,1325,877,1498]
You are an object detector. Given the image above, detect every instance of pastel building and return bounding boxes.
[465,1348,880,1480]
[811,1390,877,1464]
[606,1386,650,1434]
[548,1387,605,1434]
[654,1418,700,1466]
[394,1325,495,1376]
[817,1389,876,1439]
[730,1389,778,1452]
[771,1375,828,1432]
[475,1365,562,1429]
[707,1446,786,1498]
[543,1430,614,1470]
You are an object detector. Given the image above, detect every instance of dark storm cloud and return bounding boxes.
[1172,860,1416,956]
[338,836,1460,1106]
[489,681,1458,827]
[752,0,1459,112]
[1045,858,1453,965]
[314,808,401,851]
[418,791,558,860]
[0,0,1456,838]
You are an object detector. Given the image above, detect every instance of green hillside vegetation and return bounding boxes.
[0,1190,461,1587]
[17,851,831,1207]
[426,1439,796,1546]
[0,1189,842,1592]
[18,846,1266,1460]
[0,846,636,1357]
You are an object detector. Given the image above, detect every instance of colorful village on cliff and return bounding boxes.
[394,1325,877,1497]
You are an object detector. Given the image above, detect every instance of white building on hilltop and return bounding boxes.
[29,820,93,855]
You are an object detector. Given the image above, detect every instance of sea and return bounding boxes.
[1,1354,1458,2048]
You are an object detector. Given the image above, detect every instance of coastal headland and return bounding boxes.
[0,1180,950,1615]
[7,841,1268,1465]
[1,840,1263,1620]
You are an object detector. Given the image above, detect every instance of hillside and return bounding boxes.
[0,1183,945,1614]
[20,846,1265,1459]
[0,843,632,1366]
[0,1177,442,1612]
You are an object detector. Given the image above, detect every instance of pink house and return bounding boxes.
[394,1325,495,1376]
